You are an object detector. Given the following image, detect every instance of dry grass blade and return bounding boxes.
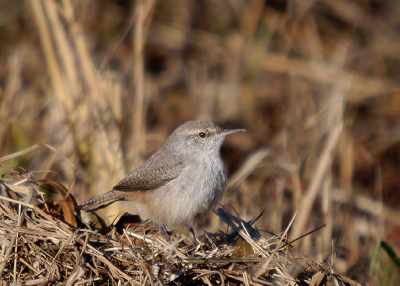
[0,144,42,164]
[263,53,400,101]
[291,123,343,239]
[253,213,297,278]
[226,148,270,193]
[0,189,35,278]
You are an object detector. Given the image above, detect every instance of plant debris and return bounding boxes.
[0,176,360,285]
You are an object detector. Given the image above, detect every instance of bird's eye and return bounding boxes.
[198,132,207,139]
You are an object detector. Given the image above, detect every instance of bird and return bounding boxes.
[79,120,245,241]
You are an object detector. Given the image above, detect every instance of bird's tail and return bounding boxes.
[79,190,123,211]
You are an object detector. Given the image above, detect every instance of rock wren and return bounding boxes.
[79,120,245,239]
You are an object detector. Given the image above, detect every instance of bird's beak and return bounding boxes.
[217,128,246,138]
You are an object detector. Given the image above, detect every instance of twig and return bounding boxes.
[290,224,327,245]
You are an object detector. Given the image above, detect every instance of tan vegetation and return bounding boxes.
[0,0,399,284]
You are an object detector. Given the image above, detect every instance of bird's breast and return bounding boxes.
[185,154,227,209]
[138,154,228,228]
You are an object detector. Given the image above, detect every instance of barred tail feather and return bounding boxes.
[79,190,123,211]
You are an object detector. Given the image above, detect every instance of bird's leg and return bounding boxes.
[188,225,197,245]
[161,224,171,242]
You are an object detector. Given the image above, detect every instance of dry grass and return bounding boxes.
[1,0,400,284]
[0,177,360,285]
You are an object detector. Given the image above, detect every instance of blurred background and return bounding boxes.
[0,0,399,284]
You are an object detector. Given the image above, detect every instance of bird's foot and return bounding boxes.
[161,224,171,242]
[188,225,198,246]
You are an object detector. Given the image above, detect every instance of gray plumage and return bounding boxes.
[79,120,245,229]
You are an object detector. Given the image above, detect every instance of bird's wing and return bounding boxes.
[113,149,185,192]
